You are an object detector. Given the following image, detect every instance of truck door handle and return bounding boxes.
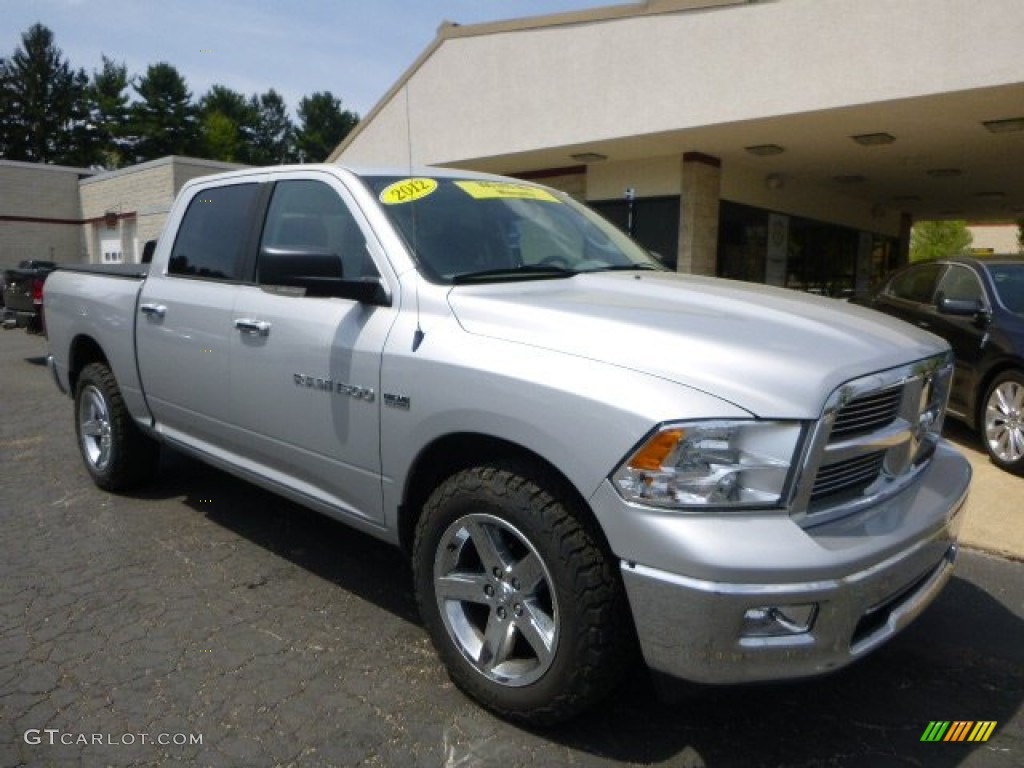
[139,303,166,318]
[234,318,271,337]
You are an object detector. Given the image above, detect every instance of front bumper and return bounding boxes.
[593,440,971,684]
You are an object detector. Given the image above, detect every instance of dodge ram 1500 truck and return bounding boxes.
[45,165,971,724]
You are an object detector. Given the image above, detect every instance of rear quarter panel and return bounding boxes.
[45,270,150,422]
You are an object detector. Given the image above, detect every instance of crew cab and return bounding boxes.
[45,165,971,724]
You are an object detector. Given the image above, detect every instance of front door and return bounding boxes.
[229,175,396,525]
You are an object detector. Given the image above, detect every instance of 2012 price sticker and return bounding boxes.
[379,178,438,205]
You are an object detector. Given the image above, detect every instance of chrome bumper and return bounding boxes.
[600,441,970,684]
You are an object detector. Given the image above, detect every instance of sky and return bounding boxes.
[2,0,633,118]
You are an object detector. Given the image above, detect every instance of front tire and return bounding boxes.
[74,362,159,491]
[413,464,629,725]
[982,370,1024,475]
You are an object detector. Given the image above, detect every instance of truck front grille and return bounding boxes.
[809,450,886,502]
[829,387,903,439]
[792,353,954,526]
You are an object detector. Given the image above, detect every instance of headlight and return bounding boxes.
[611,421,804,509]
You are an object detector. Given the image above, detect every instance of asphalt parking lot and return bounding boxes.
[1,330,1022,767]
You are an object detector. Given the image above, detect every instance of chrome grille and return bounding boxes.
[793,353,954,525]
[829,386,903,439]
[810,450,885,502]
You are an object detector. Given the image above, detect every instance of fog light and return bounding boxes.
[741,604,817,637]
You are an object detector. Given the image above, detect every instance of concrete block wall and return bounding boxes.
[0,161,92,264]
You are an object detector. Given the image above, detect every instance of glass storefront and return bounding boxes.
[717,201,898,297]
[590,196,899,295]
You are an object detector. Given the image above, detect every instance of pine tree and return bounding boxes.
[294,91,358,163]
[0,23,90,164]
[127,62,199,162]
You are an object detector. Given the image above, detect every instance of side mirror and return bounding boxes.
[259,247,390,305]
[141,240,157,264]
[936,294,984,316]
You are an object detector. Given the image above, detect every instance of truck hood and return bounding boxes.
[447,271,948,418]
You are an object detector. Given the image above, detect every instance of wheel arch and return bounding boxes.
[67,334,110,395]
[397,432,611,559]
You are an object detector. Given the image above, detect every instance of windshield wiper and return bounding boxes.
[591,263,665,272]
[450,265,578,284]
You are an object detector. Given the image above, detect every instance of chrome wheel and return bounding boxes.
[434,513,558,687]
[985,377,1024,465]
[78,384,113,471]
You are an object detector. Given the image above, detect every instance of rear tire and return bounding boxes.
[981,370,1024,475]
[74,362,160,491]
[413,464,629,725]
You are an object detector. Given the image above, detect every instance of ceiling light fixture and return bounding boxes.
[981,117,1024,134]
[851,132,896,146]
[569,152,607,163]
[745,144,785,156]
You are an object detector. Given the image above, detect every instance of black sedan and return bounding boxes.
[861,255,1024,474]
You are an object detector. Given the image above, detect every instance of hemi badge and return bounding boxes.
[383,393,411,410]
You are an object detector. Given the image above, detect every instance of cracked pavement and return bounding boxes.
[1,331,1021,767]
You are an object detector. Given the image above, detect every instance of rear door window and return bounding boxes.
[168,183,260,280]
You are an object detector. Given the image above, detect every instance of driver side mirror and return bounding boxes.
[936,294,984,316]
[259,246,390,306]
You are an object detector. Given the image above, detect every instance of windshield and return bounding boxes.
[988,263,1024,315]
[362,175,663,282]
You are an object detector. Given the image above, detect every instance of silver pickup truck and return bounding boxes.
[45,165,971,724]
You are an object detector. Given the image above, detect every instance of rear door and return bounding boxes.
[136,180,263,452]
[229,173,397,526]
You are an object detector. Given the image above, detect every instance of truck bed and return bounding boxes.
[54,263,150,279]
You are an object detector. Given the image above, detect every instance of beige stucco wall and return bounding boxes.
[584,155,901,236]
[338,0,1024,169]
[968,224,1019,254]
[0,161,91,264]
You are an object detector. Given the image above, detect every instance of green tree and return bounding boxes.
[128,62,198,162]
[910,220,973,262]
[0,23,90,164]
[248,89,293,164]
[198,84,256,162]
[88,56,131,169]
[294,91,358,162]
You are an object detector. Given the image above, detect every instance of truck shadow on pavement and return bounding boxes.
[132,447,1022,767]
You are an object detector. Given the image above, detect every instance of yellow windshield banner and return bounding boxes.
[379,178,438,205]
[455,180,560,203]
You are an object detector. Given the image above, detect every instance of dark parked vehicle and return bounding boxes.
[2,259,57,334]
[862,255,1024,473]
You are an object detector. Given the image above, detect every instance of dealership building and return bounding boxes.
[331,0,1024,294]
[3,0,1022,291]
